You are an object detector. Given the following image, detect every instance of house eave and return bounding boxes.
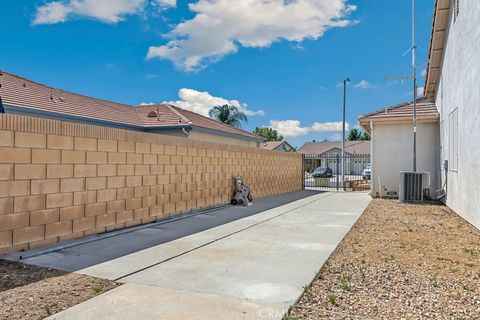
[359,116,440,133]
[424,0,451,99]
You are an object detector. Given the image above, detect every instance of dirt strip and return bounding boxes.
[287,199,480,320]
[0,260,117,320]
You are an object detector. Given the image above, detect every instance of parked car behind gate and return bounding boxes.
[312,167,333,178]
[362,164,372,180]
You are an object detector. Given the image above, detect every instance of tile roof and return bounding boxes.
[263,141,284,150]
[0,70,263,141]
[358,98,439,123]
[297,141,370,155]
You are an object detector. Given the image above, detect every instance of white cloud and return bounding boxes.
[269,120,349,137]
[353,80,376,89]
[417,86,424,96]
[269,120,310,137]
[421,69,427,77]
[329,133,343,141]
[163,88,264,117]
[33,2,72,24]
[140,102,155,105]
[33,0,176,25]
[147,0,357,71]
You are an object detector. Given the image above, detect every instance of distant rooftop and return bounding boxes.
[297,141,370,155]
[263,141,284,150]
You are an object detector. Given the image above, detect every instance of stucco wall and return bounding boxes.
[435,1,480,228]
[370,122,440,198]
[189,130,260,148]
[0,114,302,254]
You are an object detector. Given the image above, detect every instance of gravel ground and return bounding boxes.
[288,199,480,320]
[0,260,117,319]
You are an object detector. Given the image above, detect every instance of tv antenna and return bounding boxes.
[385,0,418,172]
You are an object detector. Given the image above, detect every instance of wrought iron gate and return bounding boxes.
[302,153,371,191]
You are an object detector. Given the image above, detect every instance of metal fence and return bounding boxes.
[302,153,371,191]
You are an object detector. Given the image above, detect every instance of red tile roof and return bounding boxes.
[359,98,439,122]
[263,141,283,150]
[297,141,370,155]
[0,70,263,141]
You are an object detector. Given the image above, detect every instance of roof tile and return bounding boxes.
[0,71,262,141]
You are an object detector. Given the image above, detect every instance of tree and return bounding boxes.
[361,131,371,141]
[347,128,370,141]
[347,129,362,141]
[208,104,247,128]
[253,127,283,141]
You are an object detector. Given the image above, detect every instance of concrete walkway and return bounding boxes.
[48,192,371,320]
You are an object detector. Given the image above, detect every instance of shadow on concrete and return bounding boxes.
[3,190,322,272]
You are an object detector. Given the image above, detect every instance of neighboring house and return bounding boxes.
[0,71,265,148]
[359,99,440,198]
[361,0,480,229]
[262,140,295,152]
[297,141,370,175]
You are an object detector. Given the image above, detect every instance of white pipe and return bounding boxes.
[378,175,382,199]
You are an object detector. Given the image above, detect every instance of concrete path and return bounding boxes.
[47,192,371,320]
[8,190,320,271]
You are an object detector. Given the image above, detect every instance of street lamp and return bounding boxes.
[342,78,351,187]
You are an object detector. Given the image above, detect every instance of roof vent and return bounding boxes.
[147,108,160,121]
[49,90,54,102]
[384,107,388,114]
[23,82,27,88]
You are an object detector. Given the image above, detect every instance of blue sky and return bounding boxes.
[0,0,434,148]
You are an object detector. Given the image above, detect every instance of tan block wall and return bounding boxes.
[0,114,302,254]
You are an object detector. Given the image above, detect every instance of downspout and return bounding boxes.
[370,121,376,197]
[182,128,191,137]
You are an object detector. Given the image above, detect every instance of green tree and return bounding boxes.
[347,129,362,141]
[208,104,247,128]
[361,131,371,141]
[253,127,283,141]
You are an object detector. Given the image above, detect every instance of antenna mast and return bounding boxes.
[412,0,417,172]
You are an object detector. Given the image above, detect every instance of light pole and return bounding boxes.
[411,0,417,172]
[342,78,351,187]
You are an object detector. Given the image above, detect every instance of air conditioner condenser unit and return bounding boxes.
[399,171,431,203]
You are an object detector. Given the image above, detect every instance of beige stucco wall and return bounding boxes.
[189,130,260,148]
[370,122,440,198]
[0,114,302,254]
[435,1,480,229]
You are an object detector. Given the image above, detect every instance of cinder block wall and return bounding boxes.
[0,114,302,254]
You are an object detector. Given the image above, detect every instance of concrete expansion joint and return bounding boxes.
[113,193,334,282]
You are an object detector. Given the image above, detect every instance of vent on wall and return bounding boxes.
[399,171,431,202]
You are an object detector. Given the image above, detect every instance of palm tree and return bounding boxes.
[208,104,247,128]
